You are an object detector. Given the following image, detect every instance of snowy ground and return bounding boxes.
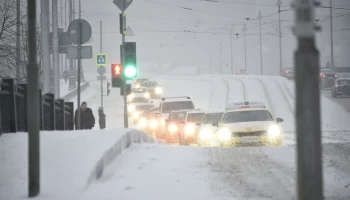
[1,67,350,199]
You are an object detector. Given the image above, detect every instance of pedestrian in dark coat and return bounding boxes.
[75,102,95,130]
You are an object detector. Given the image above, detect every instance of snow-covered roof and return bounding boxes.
[161,96,192,102]
[225,101,265,111]
[129,102,153,106]
[170,109,194,113]
[186,110,204,114]
[225,108,269,113]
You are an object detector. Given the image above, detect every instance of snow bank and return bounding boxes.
[0,129,156,199]
[165,67,198,76]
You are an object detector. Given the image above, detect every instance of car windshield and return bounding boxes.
[142,82,157,87]
[203,113,223,124]
[132,88,146,93]
[338,80,350,85]
[162,101,194,113]
[222,110,273,123]
[135,105,153,111]
[131,97,148,103]
[170,112,186,121]
[187,113,204,122]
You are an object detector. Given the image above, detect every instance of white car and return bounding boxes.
[213,101,284,147]
[140,80,163,98]
[127,88,150,104]
[197,110,224,147]
[128,102,154,124]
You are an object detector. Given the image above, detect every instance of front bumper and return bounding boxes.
[219,136,282,147]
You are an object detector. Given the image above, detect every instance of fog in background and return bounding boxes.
[51,0,350,76]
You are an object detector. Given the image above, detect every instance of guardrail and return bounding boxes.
[0,78,75,135]
[61,81,90,101]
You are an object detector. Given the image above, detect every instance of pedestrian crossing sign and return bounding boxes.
[96,54,108,66]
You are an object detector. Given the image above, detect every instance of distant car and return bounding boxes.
[141,80,163,99]
[236,69,249,75]
[134,78,149,88]
[320,68,336,89]
[127,88,150,104]
[129,102,154,124]
[197,110,224,147]
[331,78,350,98]
[178,110,205,145]
[213,101,283,147]
[280,68,294,79]
[163,109,192,143]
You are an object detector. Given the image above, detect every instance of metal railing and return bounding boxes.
[0,78,75,135]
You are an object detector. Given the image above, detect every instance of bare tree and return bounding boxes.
[0,0,42,82]
[0,0,17,78]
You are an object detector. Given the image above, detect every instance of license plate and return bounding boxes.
[240,137,259,143]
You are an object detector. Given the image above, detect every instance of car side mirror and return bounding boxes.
[212,122,219,127]
[276,118,284,123]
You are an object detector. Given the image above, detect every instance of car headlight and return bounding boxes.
[267,125,281,137]
[139,118,147,127]
[168,124,178,133]
[150,119,158,129]
[135,84,140,88]
[144,92,150,99]
[199,128,213,139]
[127,94,134,101]
[217,128,231,141]
[185,123,196,134]
[155,87,162,94]
[133,111,140,119]
[128,105,135,112]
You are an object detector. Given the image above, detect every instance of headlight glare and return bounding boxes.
[150,119,158,129]
[168,124,178,132]
[133,111,140,119]
[155,87,162,94]
[199,128,213,139]
[218,128,231,141]
[268,125,281,137]
[185,123,196,134]
[144,92,150,99]
[139,118,147,127]
[128,105,135,112]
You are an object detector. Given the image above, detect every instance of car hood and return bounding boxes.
[221,121,279,132]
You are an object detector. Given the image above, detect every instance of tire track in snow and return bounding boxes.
[219,78,230,104]
[239,78,272,112]
[256,79,276,115]
[272,79,295,115]
[234,78,247,101]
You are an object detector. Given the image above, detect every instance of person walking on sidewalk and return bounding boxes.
[75,102,95,130]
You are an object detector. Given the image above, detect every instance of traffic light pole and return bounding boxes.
[121,2,128,128]
[294,1,323,199]
[100,20,104,108]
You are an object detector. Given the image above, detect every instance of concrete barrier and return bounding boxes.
[85,130,156,188]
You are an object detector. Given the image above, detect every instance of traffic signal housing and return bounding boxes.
[111,63,123,88]
[123,42,137,80]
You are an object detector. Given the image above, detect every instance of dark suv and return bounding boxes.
[331,78,350,98]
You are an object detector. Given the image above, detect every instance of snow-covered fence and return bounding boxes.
[0,78,75,134]
[86,130,156,187]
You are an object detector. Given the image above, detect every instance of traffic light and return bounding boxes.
[123,42,137,80]
[111,63,123,88]
[120,83,131,96]
[107,82,111,96]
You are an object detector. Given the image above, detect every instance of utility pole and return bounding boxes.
[330,0,334,67]
[294,0,323,199]
[64,0,68,70]
[100,20,104,107]
[52,0,60,97]
[76,0,82,129]
[68,0,76,90]
[16,0,21,81]
[277,0,283,72]
[60,0,64,78]
[230,24,234,74]
[122,0,128,128]
[40,0,51,93]
[220,42,222,74]
[27,0,40,197]
[258,10,263,75]
[243,22,247,71]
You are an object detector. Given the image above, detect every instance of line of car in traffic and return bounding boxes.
[127,78,284,147]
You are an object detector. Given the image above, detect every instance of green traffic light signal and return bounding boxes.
[124,65,137,78]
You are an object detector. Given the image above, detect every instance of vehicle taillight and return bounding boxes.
[334,74,338,78]
[246,72,249,74]
[285,71,289,74]
[335,84,339,88]
[237,71,241,74]
[320,73,325,78]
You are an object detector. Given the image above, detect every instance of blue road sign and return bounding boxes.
[96,54,108,66]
